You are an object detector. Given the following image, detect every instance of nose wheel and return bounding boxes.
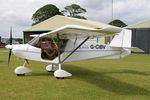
[15,61,32,76]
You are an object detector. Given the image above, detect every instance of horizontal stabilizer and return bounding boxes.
[110,46,144,53]
[125,47,144,52]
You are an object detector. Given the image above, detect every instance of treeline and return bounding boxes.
[32,4,127,27]
[32,4,87,25]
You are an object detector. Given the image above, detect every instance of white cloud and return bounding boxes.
[0,0,80,38]
[113,0,150,24]
[0,0,150,38]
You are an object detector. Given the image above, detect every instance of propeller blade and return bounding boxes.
[10,27,12,45]
[8,27,13,66]
[8,49,12,66]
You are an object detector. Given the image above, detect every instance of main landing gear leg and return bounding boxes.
[14,60,32,76]
[53,36,89,79]
[46,64,58,72]
[54,64,72,79]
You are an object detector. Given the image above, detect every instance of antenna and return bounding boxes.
[112,0,114,25]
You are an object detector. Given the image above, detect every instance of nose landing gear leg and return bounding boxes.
[14,60,32,76]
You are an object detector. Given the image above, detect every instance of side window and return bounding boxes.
[41,38,68,60]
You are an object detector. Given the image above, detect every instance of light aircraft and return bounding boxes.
[5,25,143,79]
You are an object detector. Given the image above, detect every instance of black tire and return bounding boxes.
[48,71,54,72]
[56,77,64,79]
[17,74,25,76]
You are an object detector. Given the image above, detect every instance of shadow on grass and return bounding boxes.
[65,64,150,95]
[99,69,150,76]
[0,60,4,63]
[29,72,54,77]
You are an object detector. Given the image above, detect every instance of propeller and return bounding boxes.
[8,27,12,66]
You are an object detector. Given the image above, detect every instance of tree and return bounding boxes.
[62,4,87,19]
[109,19,127,27]
[32,4,62,25]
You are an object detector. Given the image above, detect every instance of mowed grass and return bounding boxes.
[0,49,150,100]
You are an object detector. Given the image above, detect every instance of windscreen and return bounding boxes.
[28,36,40,48]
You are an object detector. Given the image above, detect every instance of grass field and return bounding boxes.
[0,49,150,100]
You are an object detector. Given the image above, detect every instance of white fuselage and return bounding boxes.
[12,39,131,64]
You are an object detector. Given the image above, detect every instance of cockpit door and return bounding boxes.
[40,38,68,60]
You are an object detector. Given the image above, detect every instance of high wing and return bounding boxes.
[40,25,122,39]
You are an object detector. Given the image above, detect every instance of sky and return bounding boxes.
[0,0,150,38]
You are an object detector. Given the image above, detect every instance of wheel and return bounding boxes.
[56,77,64,79]
[17,74,25,76]
[48,71,54,72]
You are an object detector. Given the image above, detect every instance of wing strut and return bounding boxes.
[73,35,77,49]
[61,36,90,63]
[52,34,61,64]
[57,34,61,64]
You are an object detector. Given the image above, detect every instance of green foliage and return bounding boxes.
[32,4,87,25]
[109,19,127,27]
[72,15,87,19]
[32,4,62,25]
[62,4,87,19]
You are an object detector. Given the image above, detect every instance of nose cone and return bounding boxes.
[5,44,13,49]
